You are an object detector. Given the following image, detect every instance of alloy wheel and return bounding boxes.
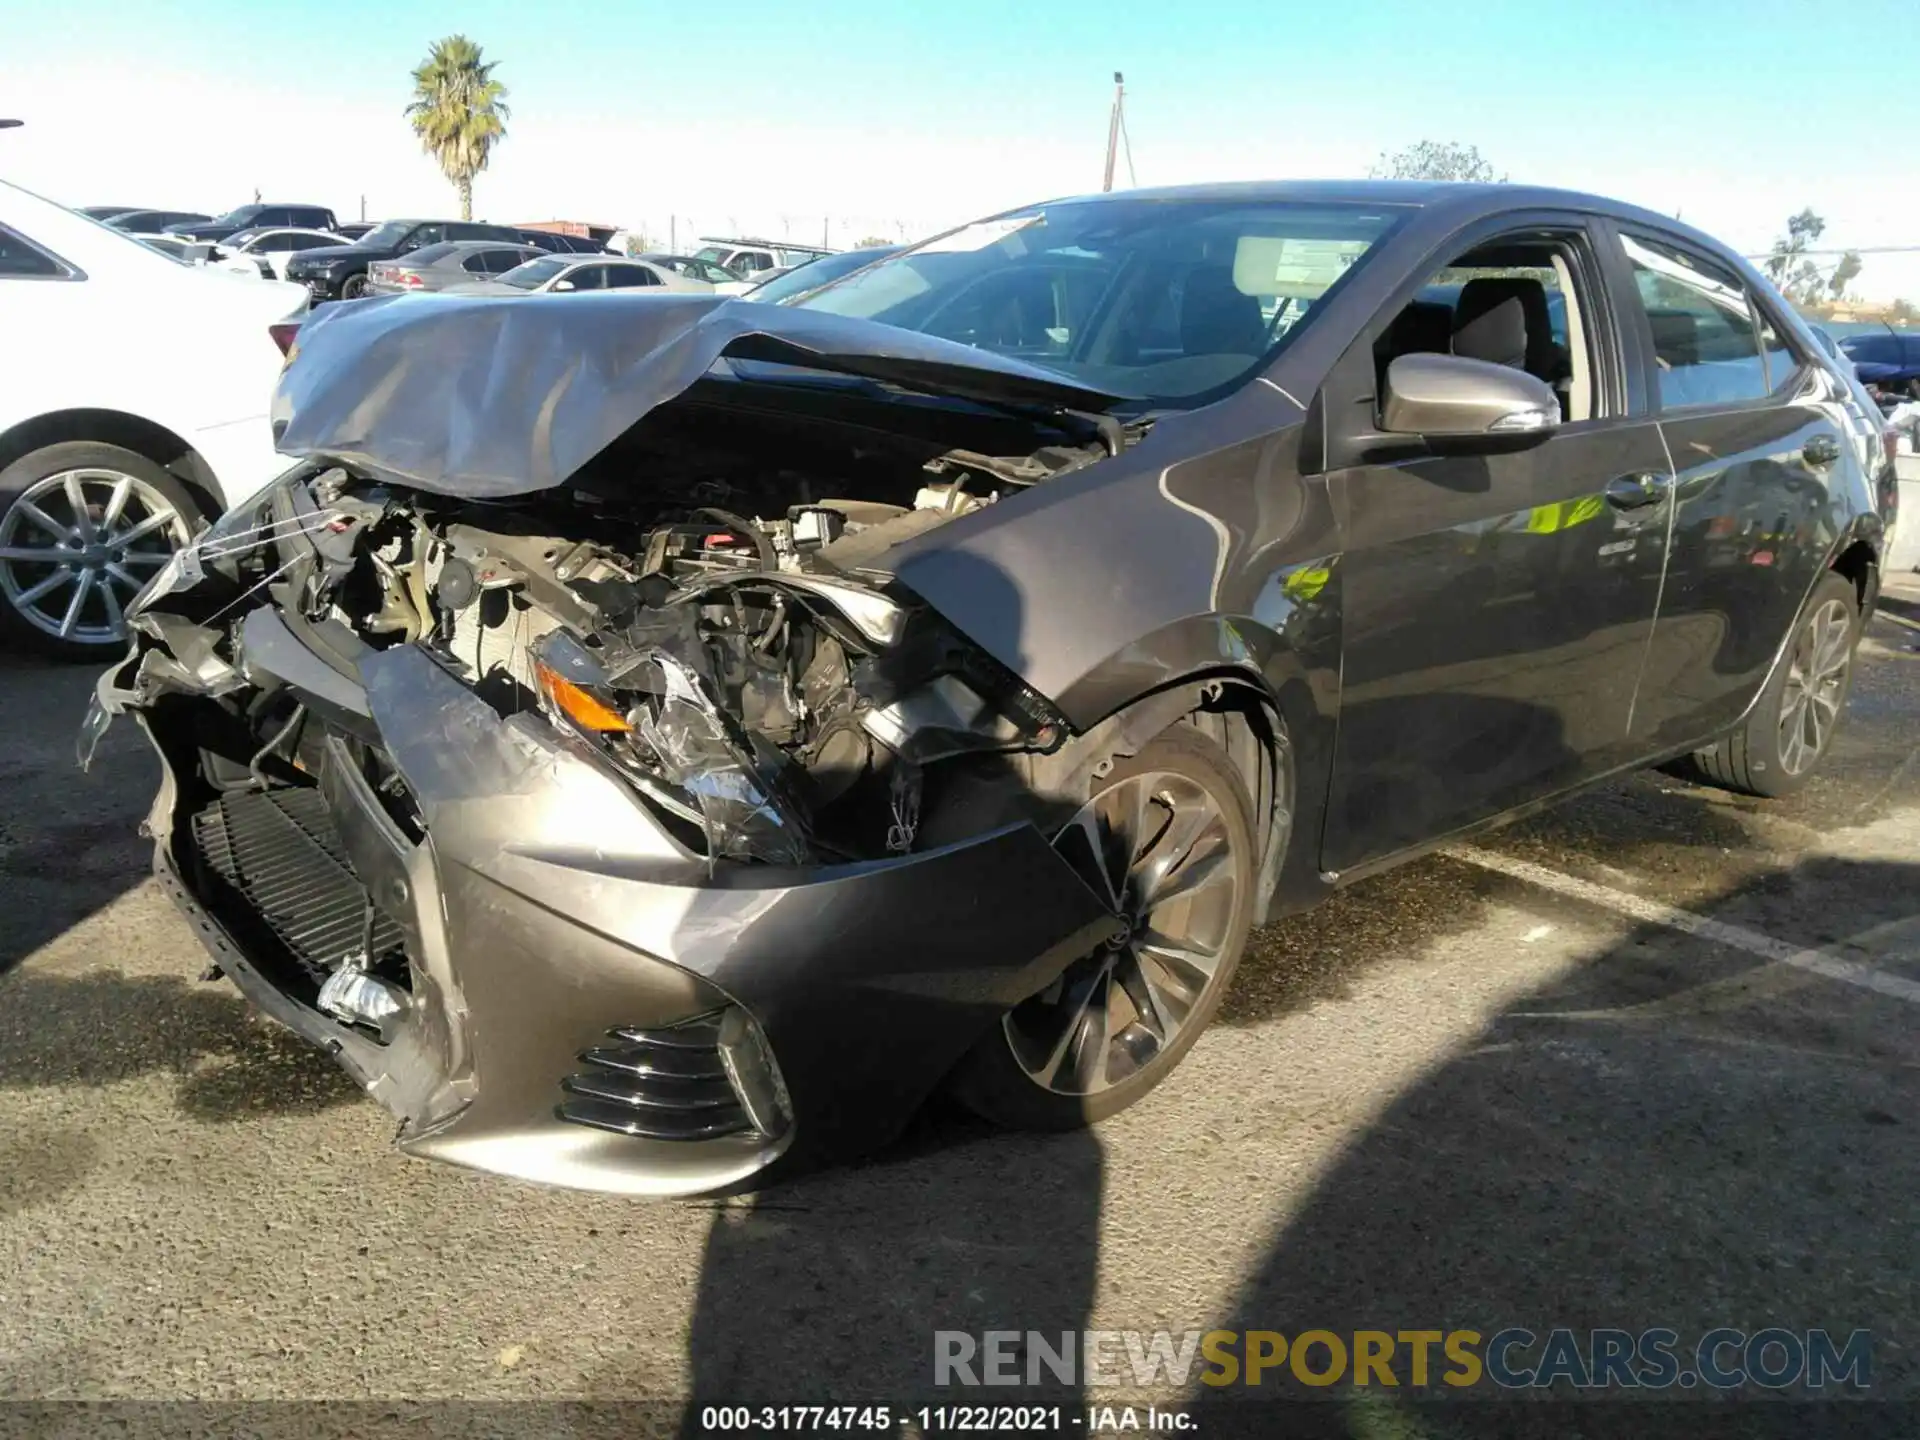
[1005,768,1245,1096]
[0,469,189,644]
[1777,597,1852,776]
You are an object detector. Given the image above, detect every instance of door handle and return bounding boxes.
[1802,433,1842,468]
[1604,472,1669,510]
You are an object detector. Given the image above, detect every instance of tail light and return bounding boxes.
[268,322,300,357]
[398,272,424,288]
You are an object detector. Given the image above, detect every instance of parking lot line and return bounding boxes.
[1449,845,1920,1005]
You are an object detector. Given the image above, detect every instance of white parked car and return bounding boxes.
[714,264,792,297]
[443,254,712,296]
[210,226,354,280]
[0,180,307,657]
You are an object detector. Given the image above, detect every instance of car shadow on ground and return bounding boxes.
[0,967,363,1122]
[0,649,153,979]
[1171,853,1920,1437]
[648,850,1918,1437]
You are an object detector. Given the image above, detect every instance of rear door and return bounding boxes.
[1601,225,1853,753]
[1320,215,1675,872]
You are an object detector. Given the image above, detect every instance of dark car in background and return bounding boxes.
[284,217,525,300]
[366,239,543,294]
[98,181,1891,1198]
[517,228,614,256]
[336,221,376,241]
[1836,324,1920,398]
[166,203,340,244]
[101,208,211,232]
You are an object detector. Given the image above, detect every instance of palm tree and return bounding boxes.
[405,35,509,221]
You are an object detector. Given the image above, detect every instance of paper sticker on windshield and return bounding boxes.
[917,216,1042,254]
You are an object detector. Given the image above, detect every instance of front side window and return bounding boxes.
[1373,229,1599,422]
[1621,233,1768,410]
[795,198,1405,408]
[561,265,606,291]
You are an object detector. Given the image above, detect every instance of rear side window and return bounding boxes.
[605,266,658,288]
[0,225,64,277]
[1620,232,1768,409]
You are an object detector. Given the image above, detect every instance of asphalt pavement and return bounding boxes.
[2,601,1917,1435]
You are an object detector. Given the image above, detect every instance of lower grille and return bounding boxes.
[558,1014,753,1141]
[189,788,404,987]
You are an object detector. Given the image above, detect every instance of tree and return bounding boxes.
[1828,249,1863,301]
[854,235,892,249]
[405,35,510,221]
[1764,207,1824,287]
[1367,140,1505,183]
[1891,298,1917,324]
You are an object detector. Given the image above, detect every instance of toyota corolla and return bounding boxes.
[86,181,1892,1195]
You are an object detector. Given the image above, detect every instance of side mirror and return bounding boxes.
[1381,353,1559,443]
[551,279,576,292]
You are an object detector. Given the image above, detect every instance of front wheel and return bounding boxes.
[339,272,371,300]
[1678,569,1860,797]
[949,724,1272,1130]
[0,441,202,660]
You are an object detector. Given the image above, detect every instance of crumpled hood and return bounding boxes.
[271,292,1129,499]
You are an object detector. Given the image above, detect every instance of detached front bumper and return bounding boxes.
[129,636,1111,1197]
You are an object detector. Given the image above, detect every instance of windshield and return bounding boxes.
[499,256,568,290]
[209,206,259,228]
[793,198,1405,406]
[356,220,415,249]
[748,249,898,305]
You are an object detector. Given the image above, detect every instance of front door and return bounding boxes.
[1320,221,1673,873]
[1603,226,1860,754]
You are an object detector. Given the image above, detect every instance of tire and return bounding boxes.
[0,441,204,661]
[948,724,1266,1130]
[338,272,371,300]
[1675,569,1860,798]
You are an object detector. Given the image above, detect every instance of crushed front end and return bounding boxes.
[87,364,1128,1193]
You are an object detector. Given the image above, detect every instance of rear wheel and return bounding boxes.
[0,441,202,660]
[1674,569,1860,798]
[949,724,1269,1130]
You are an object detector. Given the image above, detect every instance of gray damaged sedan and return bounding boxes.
[86,183,1892,1196]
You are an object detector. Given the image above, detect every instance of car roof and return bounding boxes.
[1001,179,1760,273]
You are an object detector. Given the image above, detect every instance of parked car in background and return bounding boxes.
[103,180,1893,1195]
[78,205,141,220]
[446,254,712,296]
[0,181,306,657]
[166,203,340,244]
[105,209,212,234]
[210,227,353,280]
[336,221,376,240]
[131,234,204,262]
[694,236,834,279]
[284,217,525,301]
[1835,324,1920,398]
[367,240,543,294]
[732,245,901,304]
[715,264,790,296]
[517,228,614,256]
[637,254,740,286]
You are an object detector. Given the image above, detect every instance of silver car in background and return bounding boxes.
[366,240,544,295]
[444,254,714,296]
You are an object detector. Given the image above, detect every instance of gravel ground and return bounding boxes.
[1,606,1916,1437]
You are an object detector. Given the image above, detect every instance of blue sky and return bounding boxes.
[6,0,1918,296]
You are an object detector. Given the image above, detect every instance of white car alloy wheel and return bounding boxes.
[0,467,191,644]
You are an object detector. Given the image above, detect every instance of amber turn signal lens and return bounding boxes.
[534,662,630,733]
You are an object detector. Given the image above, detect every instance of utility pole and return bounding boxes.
[1102,72,1125,193]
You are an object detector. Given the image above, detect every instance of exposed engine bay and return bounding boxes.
[162,424,1109,872]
